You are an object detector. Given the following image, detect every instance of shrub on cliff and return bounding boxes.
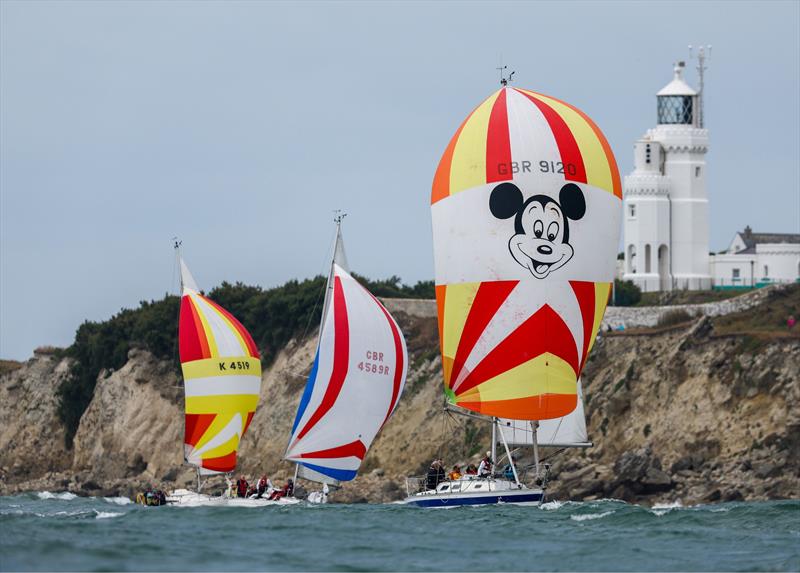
[58,296,180,447]
[56,273,434,447]
[612,279,642,307]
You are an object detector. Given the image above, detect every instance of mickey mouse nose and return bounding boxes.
[537,245,553,255]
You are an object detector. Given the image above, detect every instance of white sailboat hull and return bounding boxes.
[165,488,300,507]
[402,477,544,508]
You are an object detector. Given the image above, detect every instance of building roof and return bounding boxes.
[657,62,698,97]
[736,226,800,253]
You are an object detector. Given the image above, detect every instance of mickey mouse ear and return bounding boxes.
[490,183,524,220]
[559,183,586,220]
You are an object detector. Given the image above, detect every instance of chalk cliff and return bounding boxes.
[1,286,797,504]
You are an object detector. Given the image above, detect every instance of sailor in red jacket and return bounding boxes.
[236,475,249,498]
[268,478,294,501]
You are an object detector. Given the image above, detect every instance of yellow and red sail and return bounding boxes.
[431,87,621,421]
[178,259,261,474]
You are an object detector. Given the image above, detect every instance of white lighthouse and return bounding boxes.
[622,60,712,291]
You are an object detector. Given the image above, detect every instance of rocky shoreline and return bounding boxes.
[1,287,798,505]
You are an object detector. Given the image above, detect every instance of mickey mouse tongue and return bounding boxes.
[536,264,549,275]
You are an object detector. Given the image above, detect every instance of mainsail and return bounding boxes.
[178,256,262,475]
[285,224,408,483]
[431,86,621,421]
[498,380,591,447]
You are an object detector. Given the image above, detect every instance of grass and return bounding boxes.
[712,284,800,337]
[638,288,755,307]
[0,360,23,376]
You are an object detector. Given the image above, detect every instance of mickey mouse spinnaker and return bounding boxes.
[431,85,622,423]
[402,85,621,507]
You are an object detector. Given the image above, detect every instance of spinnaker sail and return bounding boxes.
[285,222,408,483]
[498,380,591,447]
[431,86,621,421]
[178,256,262,475]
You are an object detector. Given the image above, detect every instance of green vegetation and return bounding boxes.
[58,296,181,447]
[611,279,642,307]
[639,287,754,307]
[657,308,694,328]
[712,284,799,336]
[56,274,434,448]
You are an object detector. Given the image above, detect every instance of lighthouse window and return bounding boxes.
[764,265,769,277]
[658,95,693,124]
[646,144,651,164]
[732,268,741,282]
[629,205,636,218]
[695,166,701,177]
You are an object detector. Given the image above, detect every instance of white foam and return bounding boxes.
[103,496,133,506]
[652,500,683,516]
[94,510,123,520]
[571,510,614,522]
[540,500,565,511]
[37,491,77,501]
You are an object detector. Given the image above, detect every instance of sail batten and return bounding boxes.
[431,86,621,422]
[178,256,261,475]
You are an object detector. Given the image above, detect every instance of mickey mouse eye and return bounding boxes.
[533,220,543,238]
[547,222,559,242]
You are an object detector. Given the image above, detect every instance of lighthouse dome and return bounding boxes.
[656,62,697,125]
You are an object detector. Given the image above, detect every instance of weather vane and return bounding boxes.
[333,210,347,224]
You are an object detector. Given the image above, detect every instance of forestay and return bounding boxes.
[498,380,591,447]
[178,258,262,475]
[285,239,408,482]
[431,86,621,421]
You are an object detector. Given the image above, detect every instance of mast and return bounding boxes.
[293,211,348,488]
[689,44,711,128]
[491,417,497,471]
[532,421,540,477]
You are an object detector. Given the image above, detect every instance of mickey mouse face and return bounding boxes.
[490,182,586,279]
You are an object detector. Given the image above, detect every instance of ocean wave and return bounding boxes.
[103,496,132,505]
[36,491,77,501]
[571,510,615,522]
[652,500,683,516]
[94,510,123,520]
[540,500,581,511]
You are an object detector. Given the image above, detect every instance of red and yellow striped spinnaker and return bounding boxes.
[431,87,621,421]
[178,259,261,474]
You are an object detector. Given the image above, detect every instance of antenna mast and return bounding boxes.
[496,64,515,87]
[689,44,711,128]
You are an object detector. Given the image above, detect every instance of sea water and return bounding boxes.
[0,493,797,571]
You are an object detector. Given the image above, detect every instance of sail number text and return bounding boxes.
[358,350,391,376]
[495,160,577,176]
[218,360,251,372]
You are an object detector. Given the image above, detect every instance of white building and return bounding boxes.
[710,226,800,287]
[622,62,712,292]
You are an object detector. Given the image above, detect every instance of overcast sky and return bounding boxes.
[1,0,798,360]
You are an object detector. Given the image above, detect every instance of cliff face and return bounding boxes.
[0,288,797,504]
[0,350,73,482]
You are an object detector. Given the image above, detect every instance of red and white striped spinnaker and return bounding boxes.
[284,222,408,483]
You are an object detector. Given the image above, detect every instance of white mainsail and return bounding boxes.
[498,380,591,448]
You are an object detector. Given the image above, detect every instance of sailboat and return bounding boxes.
[167,245,297,507]
[403,82,621,507]
[284,215,409,503]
